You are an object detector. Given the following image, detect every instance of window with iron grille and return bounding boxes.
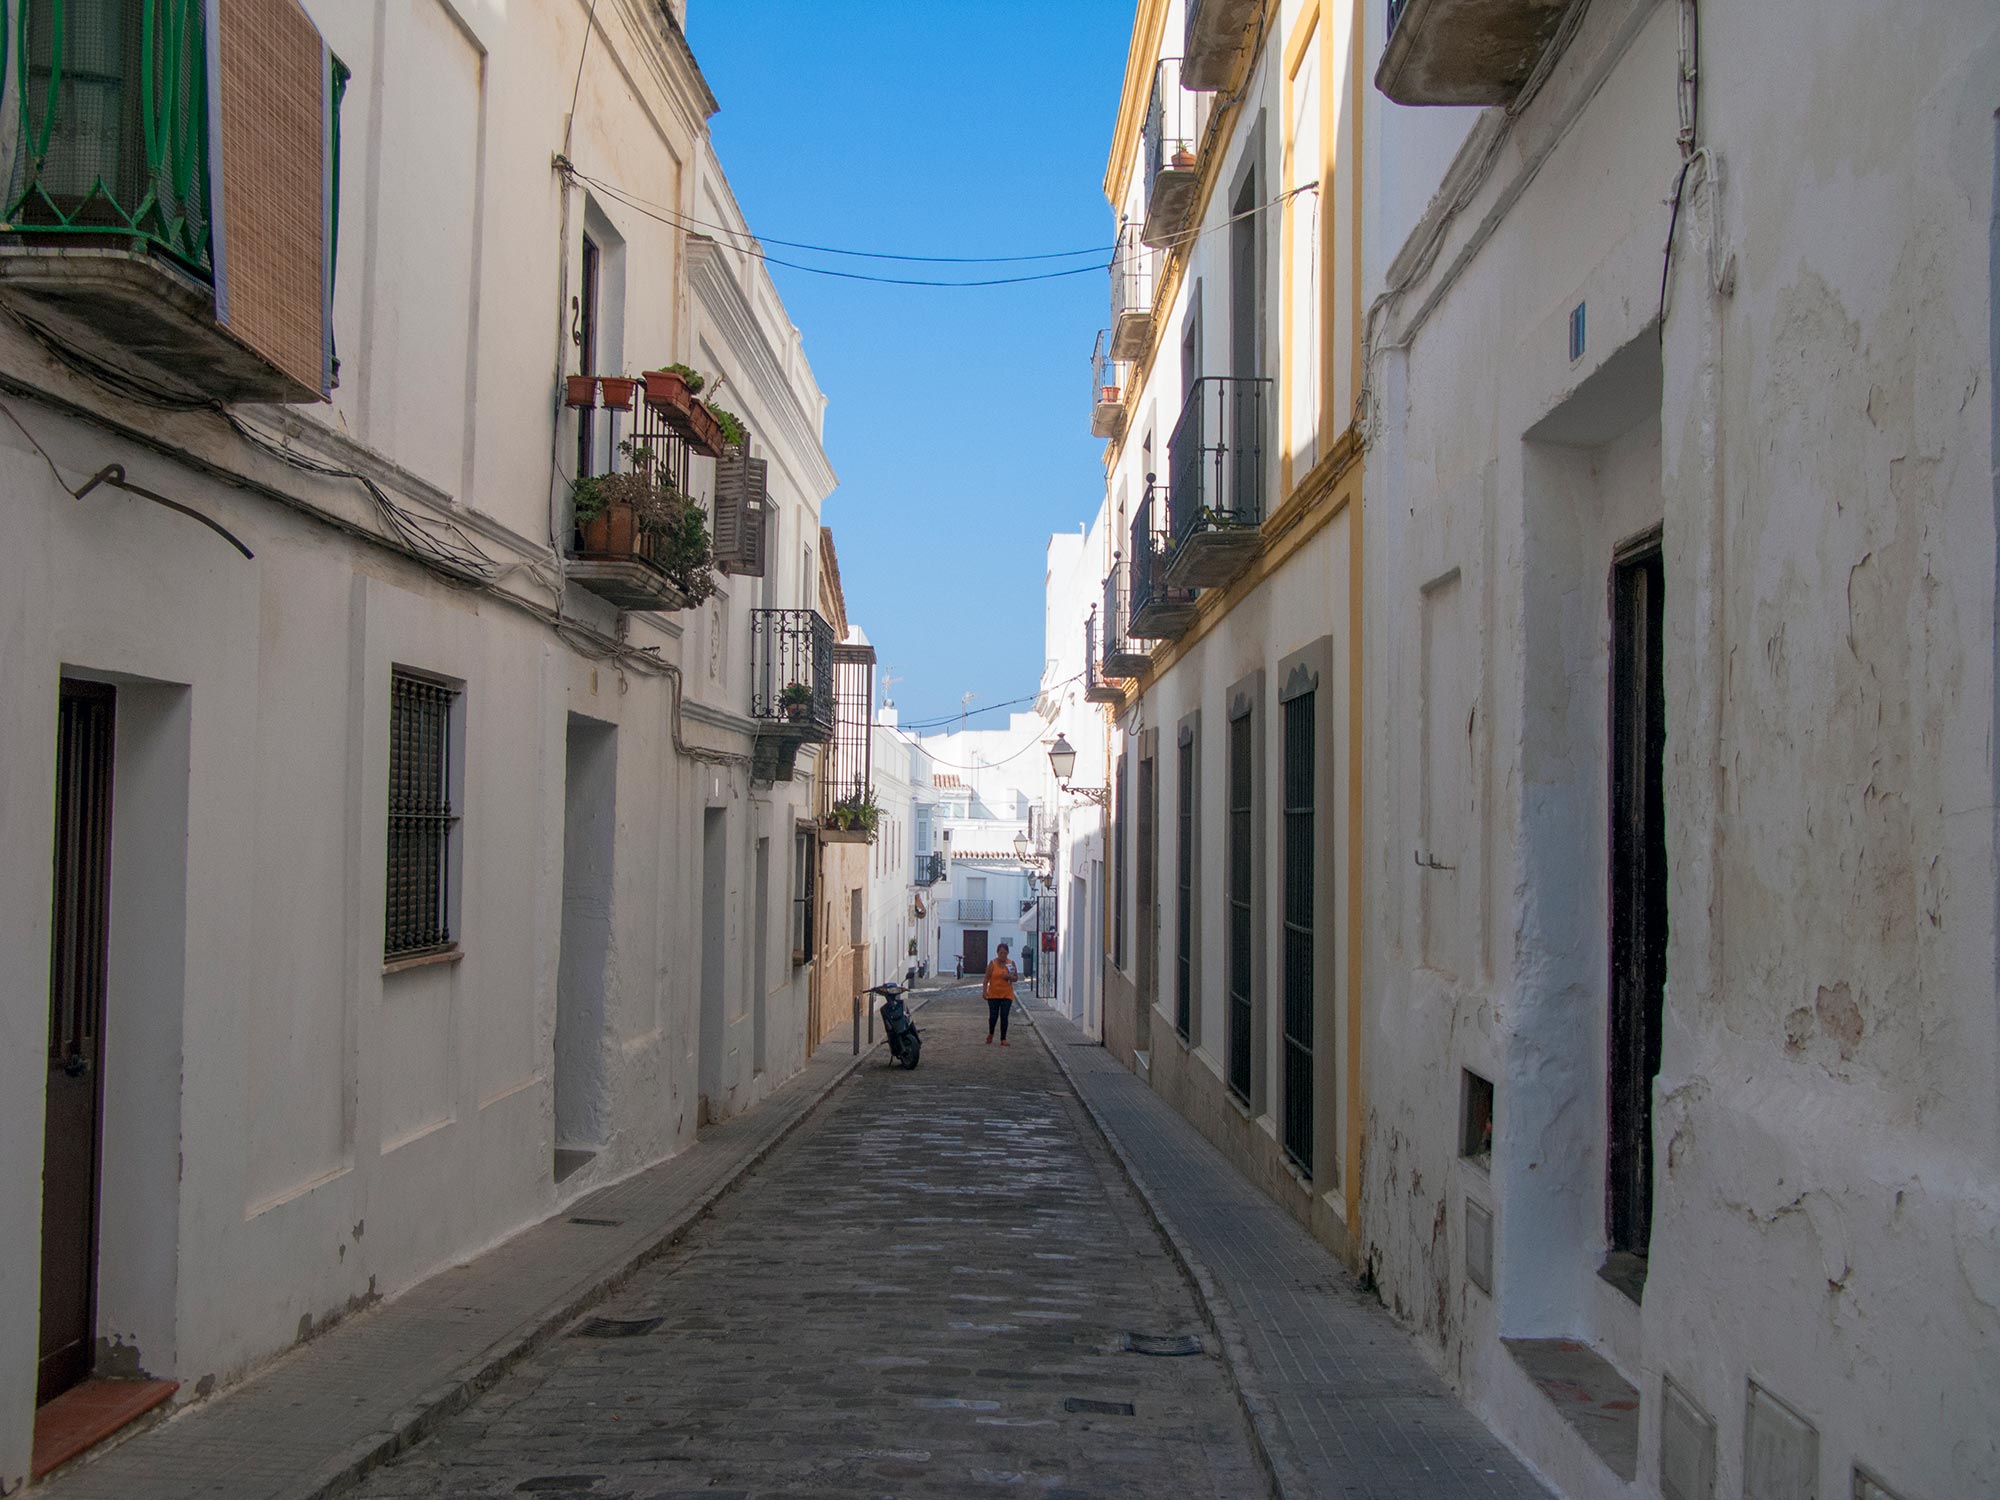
[1175,734,1195,1042]
[1112,762,1126,970]
[1227,709,1254,1103]
[386,671,460,959]
[1281,690,1315,1176]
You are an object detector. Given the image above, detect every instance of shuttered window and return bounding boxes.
[1175,736,1195,1041]
[1227,710,1254,1103]
[386,671,459,959]
[1280,690,1314,1176]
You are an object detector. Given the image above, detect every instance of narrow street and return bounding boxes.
[348,988,1263,1500]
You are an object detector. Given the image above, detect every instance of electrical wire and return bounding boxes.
[893,679,1078,731]
[561,0,603,159]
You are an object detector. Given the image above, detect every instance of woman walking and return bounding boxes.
[984,943,1020,1046]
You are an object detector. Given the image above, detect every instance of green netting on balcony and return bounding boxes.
[3,0,213,276]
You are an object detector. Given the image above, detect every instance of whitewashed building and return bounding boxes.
[917,717,1054,984]
[1042,527,1111,1038]
[1361,0,2000,1495]
[0,0,856,1483]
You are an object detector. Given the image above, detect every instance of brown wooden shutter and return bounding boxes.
[715,450,769,577]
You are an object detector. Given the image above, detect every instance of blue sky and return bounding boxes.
[687,2,1131,731]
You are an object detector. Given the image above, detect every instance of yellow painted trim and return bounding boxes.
[1342,0,1365,1228]
[1104,0,1172,208]
[1285,0,1320,73]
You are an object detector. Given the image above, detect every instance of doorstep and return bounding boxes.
[1504,1336,1641,1481]
[33,1380,177,1478]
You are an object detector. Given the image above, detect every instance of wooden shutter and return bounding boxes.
[714,450,770,577]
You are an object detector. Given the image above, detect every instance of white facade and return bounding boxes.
[0,2,847,1484]
[1360,1,2000,1495]
[865,707,919,988]
[1041,528,1109,1038]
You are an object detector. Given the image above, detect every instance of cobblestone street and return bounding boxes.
[348,989,1263,1500]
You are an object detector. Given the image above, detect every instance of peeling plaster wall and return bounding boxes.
[1362,0,2000,1495]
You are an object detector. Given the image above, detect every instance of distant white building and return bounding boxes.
[917,716,1054,982]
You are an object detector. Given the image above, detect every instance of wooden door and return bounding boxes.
[961,928,988,974]
[41,679,115,1404]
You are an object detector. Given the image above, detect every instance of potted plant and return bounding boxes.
[642,362,704,414]
[598,374,638,410]
[825,784,880,841]
[572,468,719,604]
[1171,146,1196,170]
[708,404,747,451]
[565,374,598,407]
[1100,383,1122,405]
[780,681,813,721]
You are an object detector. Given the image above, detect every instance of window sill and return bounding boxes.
[383,946,463,976]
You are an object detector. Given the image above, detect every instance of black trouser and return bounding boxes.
[986,996,1013,1039]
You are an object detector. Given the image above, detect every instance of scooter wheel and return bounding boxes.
[900,1035,921,1070]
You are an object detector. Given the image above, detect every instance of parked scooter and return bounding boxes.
[869,982,922,1070]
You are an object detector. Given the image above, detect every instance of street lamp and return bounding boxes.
[1013,832,1033,861]
[1046,733,1109,807]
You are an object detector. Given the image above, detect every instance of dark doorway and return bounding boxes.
[1175,736,1194,1041]
[41,679,116,1405]
[1280,689,1315,1178]
[1607,535,1667,1277]
[960,928,989,974]
[1136,747,1158,1053]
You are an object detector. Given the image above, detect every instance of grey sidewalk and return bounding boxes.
[1032,1003,1554,1500]
[42,1030,882,1500]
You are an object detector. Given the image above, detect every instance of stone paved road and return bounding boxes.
[349,989,1265,1500]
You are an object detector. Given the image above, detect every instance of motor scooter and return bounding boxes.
[869,982,921,1070]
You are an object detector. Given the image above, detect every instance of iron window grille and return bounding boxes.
[751,609,836,739]
[1227,710,1254,1103]
[386,670,459,959]
[1280,690,1315,1175]
[827,640,876,813]
[792,828,815,963]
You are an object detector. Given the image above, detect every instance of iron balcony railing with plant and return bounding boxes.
[1101,558,1153,676]
[915,850,946,886]
[958,899,995,924]
[3,0,215,274]
[1141,57,1208,211]
[1090,330,1124,437]
[1168,375,1273,546]
[751,609,835,741]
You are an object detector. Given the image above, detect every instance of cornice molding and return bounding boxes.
[1104,0,1171,208]
[688,238,837,501]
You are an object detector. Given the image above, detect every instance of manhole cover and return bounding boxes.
[574,1316,662,1339]
[1063,1397,1136,1416]
[515,1478,603,1493]
[567,1216,622,1227]
[1123,1332,1202,1356]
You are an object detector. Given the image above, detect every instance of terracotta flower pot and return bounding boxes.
[1101,386,1121,403]
[1171,148,1196,170]
[785,700,808,722]
[598,375,638,410]
[643,369,697,419]
[564,374,599,408]
[684,399,726,459]
[580,500,636,557]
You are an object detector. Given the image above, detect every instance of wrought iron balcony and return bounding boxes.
[1184,0,1263,90]
[1128,483,1198,639]
[1377,0,1575,106]
[1141,58,1209,250]
[1166,376,1272,589]
[958,899,995,923]
[568,395,705,612]
[0,0,338,403]
[1090,331,1125,440]
[1084,612,1122,704]
[751,608,836,770]
[1102,559,1153,679]
[915,851,946,886]
[1109,221,1154,361]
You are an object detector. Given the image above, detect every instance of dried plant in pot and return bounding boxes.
[779,681,813,721]
[597,375,639,410]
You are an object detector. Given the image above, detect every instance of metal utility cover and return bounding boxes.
[1064,1397,1136,1416]
[1123,1332,1202,1357]
[573,1316,663,1339]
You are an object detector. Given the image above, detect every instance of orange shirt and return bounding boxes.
[984,958,1017,1001]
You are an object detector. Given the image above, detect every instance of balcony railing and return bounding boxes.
[958,899,995,923]
[1109,221,1154,361]
[915,851,946,886]
[1141,58,1209,250]
[1102,559,1153,678]
[1166,376,1272,589]
[751,609,835,741]
[6,0,214,275]
[1377,0,1575,106]
[0,0,339,403]
[1184,0,1264,91]
[1128,483,1198,639]
[1085,612,1122,704]
[1090,329,1125,439]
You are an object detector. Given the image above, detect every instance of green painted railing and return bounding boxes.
[1,0,214,276]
